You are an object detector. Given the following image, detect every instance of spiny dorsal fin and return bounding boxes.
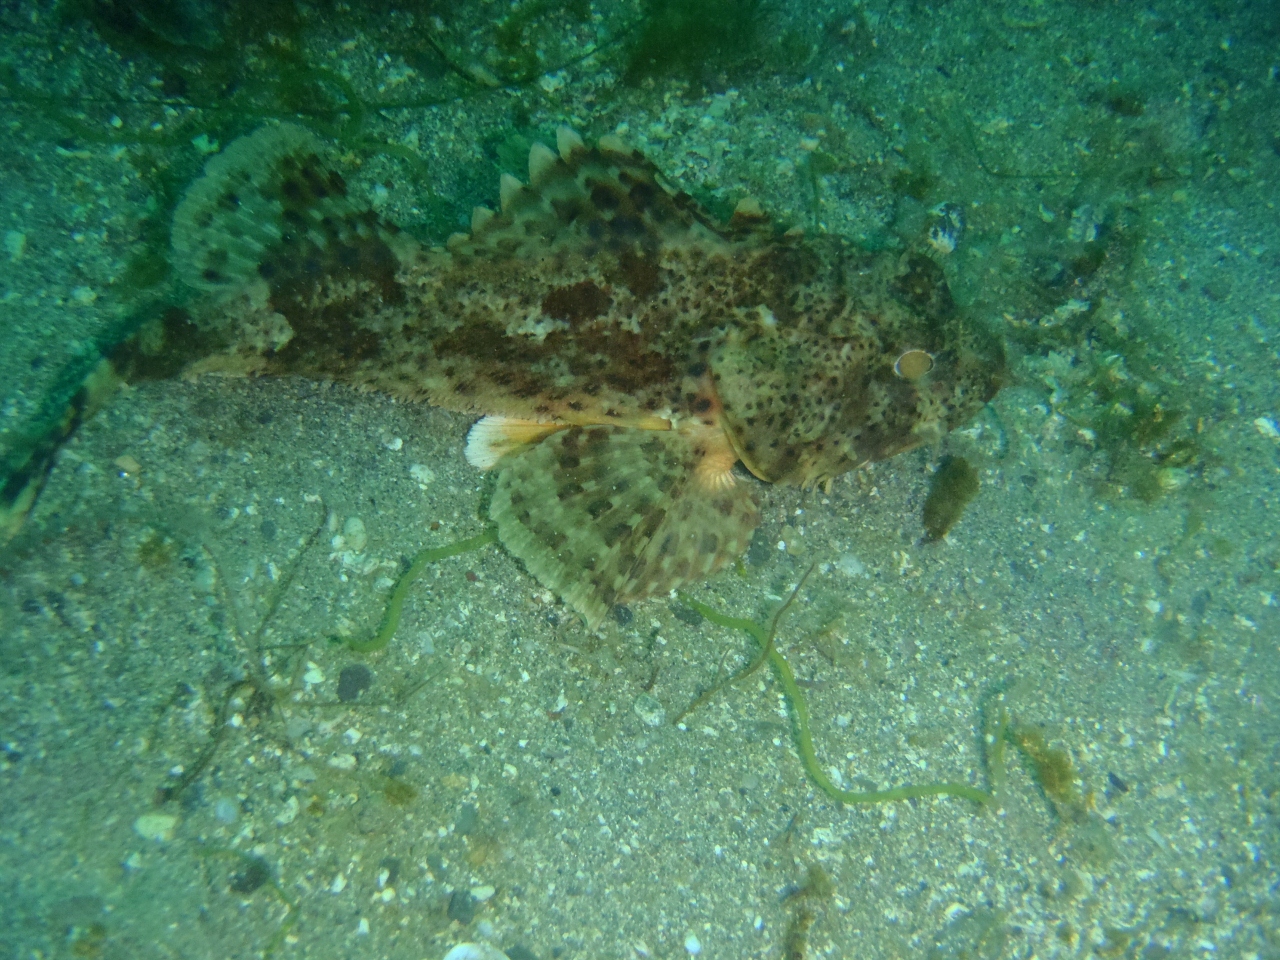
[528,141,559,185]
[453,129,748,261]
[490,425,759,628]
[556,125,585,160]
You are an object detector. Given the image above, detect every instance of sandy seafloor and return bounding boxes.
[2,1,1279,958]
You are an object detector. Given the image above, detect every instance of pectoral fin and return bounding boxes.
[490,425,759,628]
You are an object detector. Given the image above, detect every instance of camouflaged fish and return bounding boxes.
[0,123,1003,627]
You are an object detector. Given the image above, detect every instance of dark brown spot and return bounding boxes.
[542,281,612,325]
[604,522,632,546]
[589,182,621,210]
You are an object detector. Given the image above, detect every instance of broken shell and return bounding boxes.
[442,946,509,960]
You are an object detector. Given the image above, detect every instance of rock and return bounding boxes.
[133,812,179,842]
[447,888,476,924]
[633,693,666,728]
[336,663,373,702]
[442,945,509,960]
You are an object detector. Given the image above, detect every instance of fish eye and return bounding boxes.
[893,349,934,380]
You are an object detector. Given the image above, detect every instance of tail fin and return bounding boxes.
[0,358,121,544]
[170,122,418,380]
[2,122,420,544]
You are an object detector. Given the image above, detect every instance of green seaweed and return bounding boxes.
[135,530,176,570]
[624,0,768,86]
[922,456,980,541]
[978,687,1116,865]
[157,509,328,804]
[781,863,833,959]
[679,585,991,807]
[382,776,420,807]
[346,528,498,654]
[1008,725,1084,820]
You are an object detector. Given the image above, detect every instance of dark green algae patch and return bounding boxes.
[922,455,980,541]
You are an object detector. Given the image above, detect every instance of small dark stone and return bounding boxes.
[260,519,277,541]
[1106,771,1130,794]
[671,604,704,627]
[21,598,43,614]
[447,888,476,924]
[228,855,272,894]
[612,604,634,626]
[455,802,479,835]
[507,946,541,960]
[378,857,401,886]
[1190,588,1211,617]
[746,530,772,566]
[426,852,447,880]
[336,664,373,702]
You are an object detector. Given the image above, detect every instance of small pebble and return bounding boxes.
[633,693,666,728]
[442,945,510,960]
[447,888,477,924]
[470,884,496,902]
[343,517,368,553]
[671,605,703,627]
[113,454,142,476]
[455,802,480,835]
[328,753,357,770]
[684,933,702,955]
[133,812,179,842]
[213,797,239,824]
[835,553,866,577]
[336,663,373,702]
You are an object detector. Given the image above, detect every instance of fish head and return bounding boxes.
[710,255,1004,487]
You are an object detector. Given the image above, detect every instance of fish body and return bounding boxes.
[4,123,1003,626]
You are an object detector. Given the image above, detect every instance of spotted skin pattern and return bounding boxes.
[2,124,1003,627]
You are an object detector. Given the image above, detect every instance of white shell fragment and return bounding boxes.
[133,812,179,842]
[442,945,510,960]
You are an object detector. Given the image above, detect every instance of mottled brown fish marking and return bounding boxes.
[1,122,1003,628]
